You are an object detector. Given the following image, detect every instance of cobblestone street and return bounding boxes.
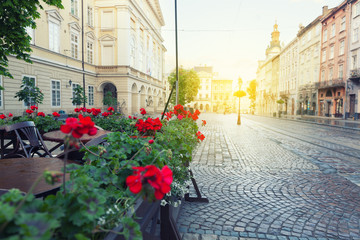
[178,114,360,240]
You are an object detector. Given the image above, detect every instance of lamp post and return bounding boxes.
[237,77,243,125]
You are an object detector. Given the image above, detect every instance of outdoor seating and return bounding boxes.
[3,121,53,158]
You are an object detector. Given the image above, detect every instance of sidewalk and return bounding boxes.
[272,114,360,131]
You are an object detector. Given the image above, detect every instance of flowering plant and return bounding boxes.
[134,117,162,136]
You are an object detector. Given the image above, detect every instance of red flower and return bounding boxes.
[74,108,80,113]
[108,107,115,112]
[165,111,173,120]
[148,139,154,144]
[37,112,45,117]
[177,115,184,120]
[60,115,97,139]
[202,120,207,126]
[8,113,13,117]
[126,165,173,200]
[196,131,205,141]
[135,117,162,134]
[133,116,137,120]
[0,114,6,119]
[30,105,38,110]
[53,112,60,117]
[80,107,87,112]
[86,109,92,113]
[140,108,146,115]
[102,112,109,117]
[129,116,132,119]
[26,109,34,114]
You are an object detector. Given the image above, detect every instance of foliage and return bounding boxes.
[103,91,117,108]
[14,77,44,107]
[0,85,3,90]
[233,90,246,98]
[0,0,64,78]
[71,85,87,106]
[276,99,285,104]
[168,68,200,105]
[246,79,257,113]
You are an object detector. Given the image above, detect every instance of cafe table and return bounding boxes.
[0,157,78,198]
[42,129,111,153]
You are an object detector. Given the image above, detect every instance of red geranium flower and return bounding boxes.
[86,109,92,113]
[108,107,115,112]
[8,113,13,117]
[74,108,80,113]
[26,109,34,114]
[37,112,45,117]
[196,131,205,141]
[177,115,184,120]
[102,112,109,117]
[53,112,60,117]
[148,139,154,144]
[0,114,6,119]
[202,120,207,126]
[60,115,97,139]
[140,108,146,115]
[30,105,38,110]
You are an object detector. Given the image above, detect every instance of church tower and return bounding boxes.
[266,21,281,58]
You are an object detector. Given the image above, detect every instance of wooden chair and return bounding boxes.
[57,133,110,163]
[3,121,53,158]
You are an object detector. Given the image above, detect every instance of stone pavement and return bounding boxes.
[177,113,360,240]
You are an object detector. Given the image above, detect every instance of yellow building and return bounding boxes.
[1,0,166,115]
[192,65,215,112]
[256,23,281,116]
[211,79,235,113]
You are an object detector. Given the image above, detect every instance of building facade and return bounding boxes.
[319,0,351,118]
[256,23,281,116]
[211,79,234,113]
[192,66,214,112]
[296,10,327,116]
[347,0,360,119]
[0,0,167,116]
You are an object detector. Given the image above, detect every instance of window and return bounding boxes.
[353,28,359,43]
[130,36,136,67]
[341,16,346,32]
[87,6,93,26]
[352,55,357,69]
[71,33,79,59]
[316,24,321,36]
[330,46,334,59]
[329,67,333,80]
[72,83,80,106]
[331,23,335,37]
[87,41,93,64]
[323,29,327,42]
[339,64,343,79]
[22,76,36,107]
[339,40,345,55]
[102,45,114,65]
[49,21,60,52]
[321,70,325,81]
[51,80,61,107]
[26,26,34,44]
[357,2,360,16]
[0,76,2,108]
[322,49,326,62]
[71,0,79,17]
[88,86,94,106]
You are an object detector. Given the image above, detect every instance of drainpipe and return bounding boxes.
[82,0,86,108]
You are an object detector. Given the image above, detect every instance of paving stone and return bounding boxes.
[183,233,200,240]
[201,234,218,240]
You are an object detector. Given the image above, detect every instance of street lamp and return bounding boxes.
[237,78,243,125]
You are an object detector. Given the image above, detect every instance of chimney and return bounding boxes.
[323,6,328,15]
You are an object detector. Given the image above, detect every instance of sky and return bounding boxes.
[158,0,344,85]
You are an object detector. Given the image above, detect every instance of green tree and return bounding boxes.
[0,0,64,78]
[168,68,200,105]
[103,91,117,108]
[14,76,44,108]
[246,79,257,114]
[72,85,87,106]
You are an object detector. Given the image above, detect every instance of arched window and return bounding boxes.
[326,90,332,97]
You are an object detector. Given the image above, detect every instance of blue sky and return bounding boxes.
[158,0,343,84]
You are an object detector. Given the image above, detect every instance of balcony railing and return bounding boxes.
[318,78,345,89]
[350,68,360,80]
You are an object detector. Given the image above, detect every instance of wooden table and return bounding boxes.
[42,129,111,152]
[0,157,77,198]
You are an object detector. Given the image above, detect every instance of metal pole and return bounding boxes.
[175,0,179,105]
[237,97,241,125]
[81,0,86,108]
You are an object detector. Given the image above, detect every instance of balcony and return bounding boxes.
[318,78,345,89]
[349,69,360,81]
